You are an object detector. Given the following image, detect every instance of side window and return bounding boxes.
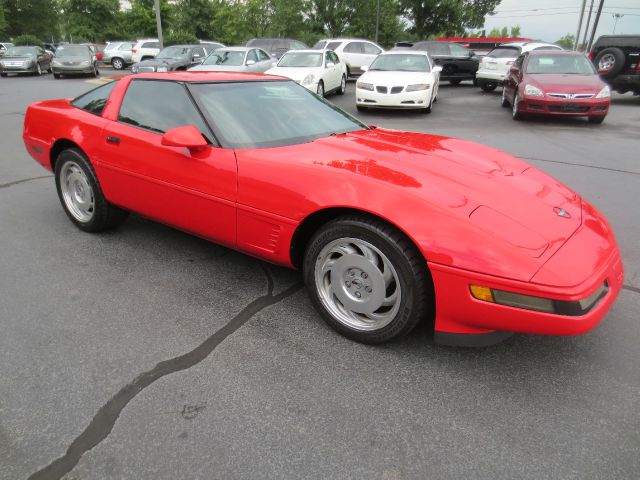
[119,43,132,51]
[329,52,339,64]
[118,80,211,138]
[363,43,381,55]
[143,42,159,49]
[343,42,363,54]
[193,47,206,59]
[71,81,118,116]
[427,43,450,56]
[450,44,470,57]
[246,49,258,63]
[257,49,270,61]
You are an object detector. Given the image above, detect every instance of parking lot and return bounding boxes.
[1,71,639,480]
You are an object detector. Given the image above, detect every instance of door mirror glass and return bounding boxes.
[161,126,208,153]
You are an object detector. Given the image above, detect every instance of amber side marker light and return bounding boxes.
[469,282,609,316]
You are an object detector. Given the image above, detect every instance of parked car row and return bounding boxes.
[0,44,99,78]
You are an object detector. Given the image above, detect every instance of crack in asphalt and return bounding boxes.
[27,268,303,480]
[0,175,52,189]
[520,156,640,176]
[622,284,640,295]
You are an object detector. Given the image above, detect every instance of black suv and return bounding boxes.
[393,41,479,84]
[590,35,640,95]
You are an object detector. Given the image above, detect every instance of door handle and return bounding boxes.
[106,135,120,144]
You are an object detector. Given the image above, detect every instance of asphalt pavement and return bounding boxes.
[1,71,639,480]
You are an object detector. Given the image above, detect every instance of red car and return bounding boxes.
[22,72,623,346]
[502,50,611,124]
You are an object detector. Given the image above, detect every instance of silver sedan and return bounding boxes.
[189,47,274,72]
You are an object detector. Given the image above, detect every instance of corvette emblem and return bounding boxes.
[554,207,571,218]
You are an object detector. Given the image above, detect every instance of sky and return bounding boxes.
[482,0,640,43]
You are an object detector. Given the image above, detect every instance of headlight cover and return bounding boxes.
[596,86,610,98]
[301,73,315,85]
[356,81,374,91]
[524,84,544,97]
[406,84,430,92]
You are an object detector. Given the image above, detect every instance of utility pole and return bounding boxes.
[581,0,595,50]
[612,13,623,34]
[574,0,587,50]
[375,0,380,44]
[154,0,164,48]
[587,0,605,52]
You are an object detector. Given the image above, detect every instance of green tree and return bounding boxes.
[510,25,520,37]
[0,0,7,38]
[4,0,60,41]
[123,0,171,38]
[307,0,355,38]
[163,29,198,45]
[401,0,500,38]
[12,33,42,45]
[172,0,220,39]
[555,33,575,49]
[61,0,120,42]
[488,25,521,38]
[348,0,405,48]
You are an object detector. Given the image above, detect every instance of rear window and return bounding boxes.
[418,42,449,56]
[487,47,520,58]
[327,41,342,51]
[71,81,117,116]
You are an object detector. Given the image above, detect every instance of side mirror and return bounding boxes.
[326,61,335,68]
[161,126,207,153]
[246,59,256,65]
[433,66,442,73]
[361,65,369,72]
[509,65,519,74]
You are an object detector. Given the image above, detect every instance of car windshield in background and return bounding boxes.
[312,40,327,49]
[526,55,596,75]
[487,47,520,58]
[203,51,244,66]
[370,54,430,72]
[156,46,189,59]
[278,52,322,68]
[56,46,90,58]
[5,47,36,57]
[189,80,367,149]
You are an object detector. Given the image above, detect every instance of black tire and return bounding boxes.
[594,48,625,78]
[346,65,351,78]
[501,86,510,107]
[356,105,368,112]
[111,57,124,70]
[481,82,497,92]
[512,89,524,120]
[54,148,128,232]
[316,80,324,97]
[303,215,433,344]
[449,79,462,85]
[337,75,346,95]
[588,116,605,124]
[53,73,60,79]
[0,73,7,78]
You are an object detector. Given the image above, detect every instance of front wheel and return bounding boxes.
[303,216,433,344]
[337,75,346,95]
[316,80,324,97]
[55,148,128,232]
[36,62,42,75]
[512,90,524,120]
[501,86,510,107]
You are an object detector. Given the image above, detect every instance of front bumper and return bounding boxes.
[429,201,623,346]
[0,63,37,73]
[517,94,610,117]
[356,87,432,109]
[52,65,94,75]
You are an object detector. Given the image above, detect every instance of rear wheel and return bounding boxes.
[0,73,7,78]
[588,116,605,124]
[303,216,433,344]
[594,48,625,77]
[481,82,497,92]
[55,148,128,232]
[111,57,124,70]
[501,86,510,107]
[53,73,61,79]
[337,75,346,95]
[356,105,368,112]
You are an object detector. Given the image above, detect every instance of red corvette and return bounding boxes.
[22,72,623,346]
[502,50,611,124]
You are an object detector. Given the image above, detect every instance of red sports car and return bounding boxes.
[502,50,611,124]
[22,72,623,346]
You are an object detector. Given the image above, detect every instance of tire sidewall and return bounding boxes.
[594,48,625,78]
[303,219,427,343]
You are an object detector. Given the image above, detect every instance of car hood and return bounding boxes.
[241,128,583,280]
[265,66,320,82]
[189,64,247,72]
[526,74,605,93]
[359,70,434,85]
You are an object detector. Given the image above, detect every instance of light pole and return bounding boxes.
[574,0,587,50]
[154,0,164,48]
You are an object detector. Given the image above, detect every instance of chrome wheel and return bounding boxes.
[112,58,123,70]
[60,161,95,222]
[598,53,615,72]
[501,86,509,107]
[314,237,401,332]
[512,91,521,119]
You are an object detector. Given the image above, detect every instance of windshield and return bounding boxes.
[526,55,596,75]
[369,54,431,72]
[5,47,37,57]
[189,80,367,149]
[313,40,327,49]
[157,46,189,59]
[277,52,322,68]
[55,46,90,58]
[487,47,520,58]
[203,51,245,66]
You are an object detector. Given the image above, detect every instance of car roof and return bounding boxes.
[280,49,325,55]
[379,50,428,56]
[527,50,584,56]
[131,72,285,82]
[162,44,201,49]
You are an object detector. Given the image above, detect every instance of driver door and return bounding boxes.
[95,79,237,247]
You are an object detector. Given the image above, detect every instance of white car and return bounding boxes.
[355,51,442,113]
[266,49,347,97]
[190,47,273,72]
[131,38,161,63]
[476,42,563,91]
[313,38,384,77]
